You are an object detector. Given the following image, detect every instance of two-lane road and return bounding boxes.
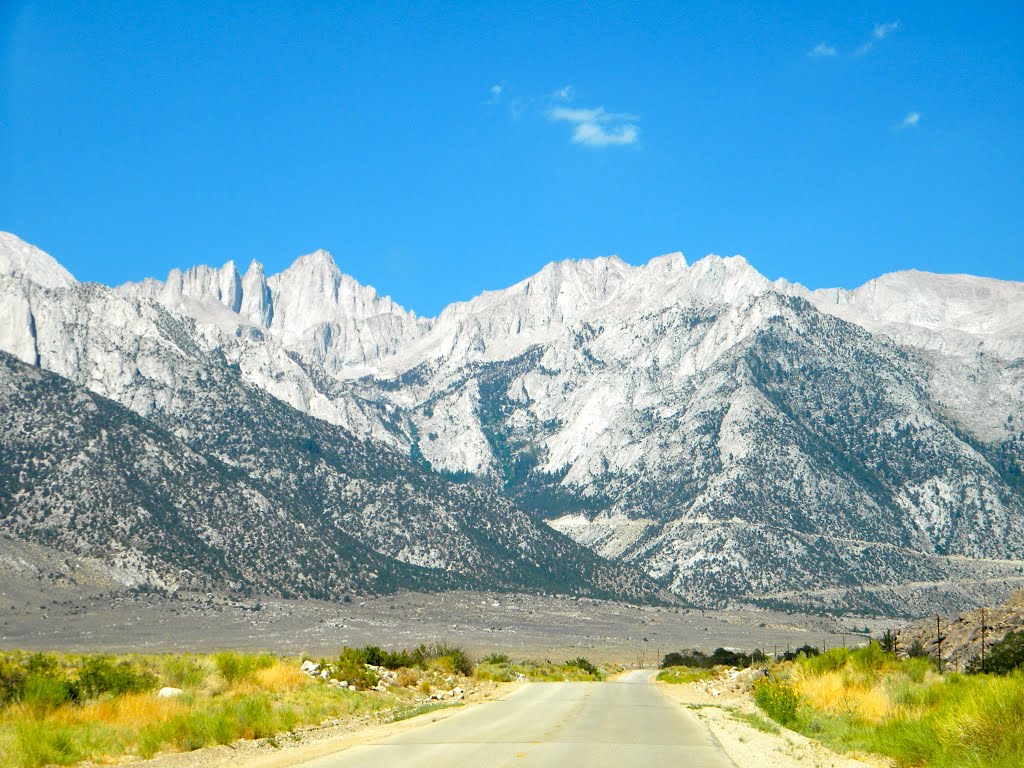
[299,670,735,767]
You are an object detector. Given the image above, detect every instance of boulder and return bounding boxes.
[157,687,185,699]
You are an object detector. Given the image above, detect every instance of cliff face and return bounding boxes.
[2,231,1022,613]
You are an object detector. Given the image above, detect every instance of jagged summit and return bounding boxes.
[0,232,76,289]
[1,231,1021,613]
[117,246,427,374]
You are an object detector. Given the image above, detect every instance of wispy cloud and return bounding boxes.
[873,20,900,39]
[897,111,921,129]
[487,82,505,104]
[855,19,900,55]
[552,85,574,101]
[809,42,837,57]
[548,105,639,147]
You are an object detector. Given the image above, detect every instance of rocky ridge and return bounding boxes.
[1,232,1022,614]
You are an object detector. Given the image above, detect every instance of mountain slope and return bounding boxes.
[0,349,657,601]
[2,231,1022,614]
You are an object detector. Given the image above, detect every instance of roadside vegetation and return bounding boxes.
[748,640,1024,768]
[658,647,768,685]
[657,666,716,684]
[0,649,398,768]
[475,653,615,682]
[0,643,490,768]
[0,645,611,768]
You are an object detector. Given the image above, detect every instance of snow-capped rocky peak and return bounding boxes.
[677,254,770,303]
[263,249,426,371]
[119,260,243,316]
[240,260,273,327]
[645,251,687,273]
[814,269,1024,333]
[266,248,411,335]
[0,232,76,289]
[116,247,427,374]
[802,270,1024,360]
[383,255,633,371]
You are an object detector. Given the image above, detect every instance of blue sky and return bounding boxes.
[1,1,1021,316]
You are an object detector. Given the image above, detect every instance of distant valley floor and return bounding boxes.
[4,535,1021,659]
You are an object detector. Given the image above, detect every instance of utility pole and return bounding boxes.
[936,615,943,673]
[981,608,987,673]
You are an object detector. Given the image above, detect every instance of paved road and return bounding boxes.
[300,670,735,767]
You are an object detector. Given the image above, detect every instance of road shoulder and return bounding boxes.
[655,680,884,768]
[120,682,523,768]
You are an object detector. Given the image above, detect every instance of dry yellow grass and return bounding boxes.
[53,693,188,728]
[394,668,421,688]
[794,669,891,724]
[251,661,312,692]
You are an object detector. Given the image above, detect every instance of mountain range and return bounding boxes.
[2,231,1022,615]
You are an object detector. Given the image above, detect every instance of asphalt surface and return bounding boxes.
[299,670,736,767]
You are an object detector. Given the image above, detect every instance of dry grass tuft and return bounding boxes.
[394,668,421,688]
[57,692,187,728]
[795,669,890,724]
[252,662,311,693]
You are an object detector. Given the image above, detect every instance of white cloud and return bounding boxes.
[553,85,574,101]
[855,20,900,55]
[809,42,837,57]
[873,20,900,39]
[899,111,921,128]
[548,105,640,147]
[490,83,503,97]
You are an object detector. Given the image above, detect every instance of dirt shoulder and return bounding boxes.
[95,682,521,768]
[655,678,885,768]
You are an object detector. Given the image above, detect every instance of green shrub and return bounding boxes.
[14,721,85,767]
[968,630,1024,675]
[849,641,895,672]
[162,656,208,689]
[212,652,272,685]
[661,647,764,669]
[657,666,713,684]
[221,696,276,740]
[427,643,474,676]
[799,647,851,675]
[0,655,27,707]
[907,639,930,659]
[480,653,510,665]
[24,654,62,678]
[76,656,156,699]
[334,649,379,689]
[753,678,800,726]
[360,646,415,670]
[565,657,600,678]
[20,675,76,713]
[475,664,516,682]
[902,656,935,683]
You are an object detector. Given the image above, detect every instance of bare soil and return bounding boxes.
[656,677,884,768]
